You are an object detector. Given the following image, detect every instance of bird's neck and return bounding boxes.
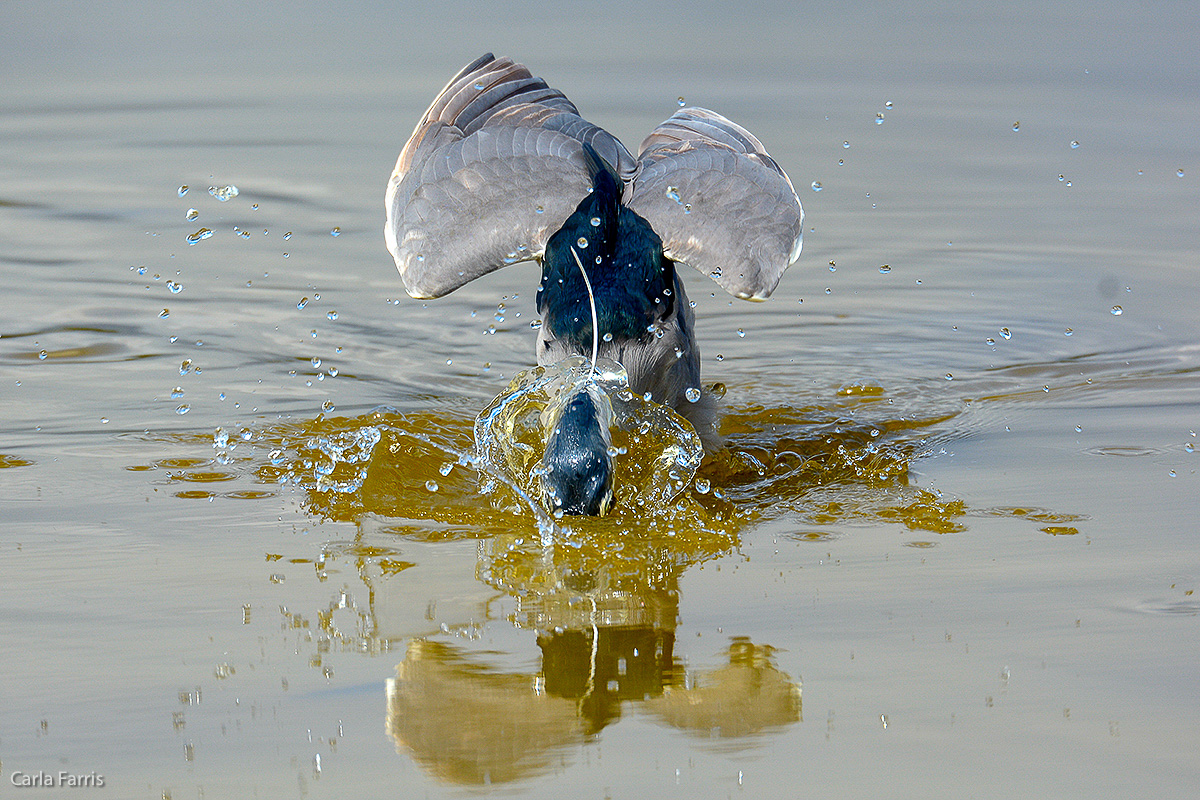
[538,175,674,351]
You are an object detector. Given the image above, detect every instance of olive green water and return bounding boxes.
[2,1,1198,797]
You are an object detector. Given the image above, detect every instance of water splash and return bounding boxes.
[474,356,704,519]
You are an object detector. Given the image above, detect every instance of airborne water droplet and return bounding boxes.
[811,181,822,192]
[425,480,439,492]
[576,236,588,249]
[297,297,309,309]
[330,226,340,237]
[875,113,885,124]
[590,216,601,227]
[685,387,701,403]
[1111,305,1123,316]
[178,185,189,197]
[208,184,239,202]
[879,264,891,274]
[186,208,198,221]
[186,228,213,245]
[999,327,1011,340]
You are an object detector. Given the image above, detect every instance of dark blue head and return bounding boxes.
[541,382,614,516]
[537,144,676,352]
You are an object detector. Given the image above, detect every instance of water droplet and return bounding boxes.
[715,353,724,361]
[425,479,439,492]
[875,113,885,124]
[37,349,48,360]
[1064,328,1073,336]
[171,386,185,399]
[1111,305,1123,316]
[1070,140,1080,149]
[186,228,213,245]
[1012,121,1020,132]
[529,319,542,329]
[1184,443,1194,454]
[283,231,292,240]
[1059,174,1066,182]
[945,373,953,381]
[842,141,850,149]
[694,477,710,494]
[665,186,682,204]
[535,204,544,214]
[330,226,340,237]
[176,404,190,415]
[602,332,613,342]
[167,280,182,294]
[576,236,588,249]
[297,297,309,309]
[208,184,239,202]
[159,308,170,318]
[884,100,893,109]
[736,328,746,338]
[178,185,189,196]
[828,260,836,272]
[685,387,702,403]
[326,310,338,321]
[321,400,334,412]
[1075,425,1083,433]
[186,208,199,221]
[590,216,601,227]
[1177,169,1185,178]
[986,337,996,345]
[677,96,686,107]
[879,264,891,274]
[999,327,1011,340]
[811,181,822,192]
[1169,469,1177,478]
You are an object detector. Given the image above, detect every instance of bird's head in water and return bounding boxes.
[539,379,614,516]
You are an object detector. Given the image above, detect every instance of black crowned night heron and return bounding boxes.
[386,53,803,516]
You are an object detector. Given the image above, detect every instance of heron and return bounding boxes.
[386,53,803,516]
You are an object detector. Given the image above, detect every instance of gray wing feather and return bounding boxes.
[626,108,803,300]
[386,54,635,299]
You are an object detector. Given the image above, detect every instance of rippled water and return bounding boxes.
[2,1,1199,797]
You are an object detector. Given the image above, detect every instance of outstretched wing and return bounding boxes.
[625,108,803,300]
[385,53,636,299]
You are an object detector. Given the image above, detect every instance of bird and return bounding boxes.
[385,53,803,516]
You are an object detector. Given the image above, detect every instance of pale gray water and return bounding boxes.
[2,1,1198,797]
